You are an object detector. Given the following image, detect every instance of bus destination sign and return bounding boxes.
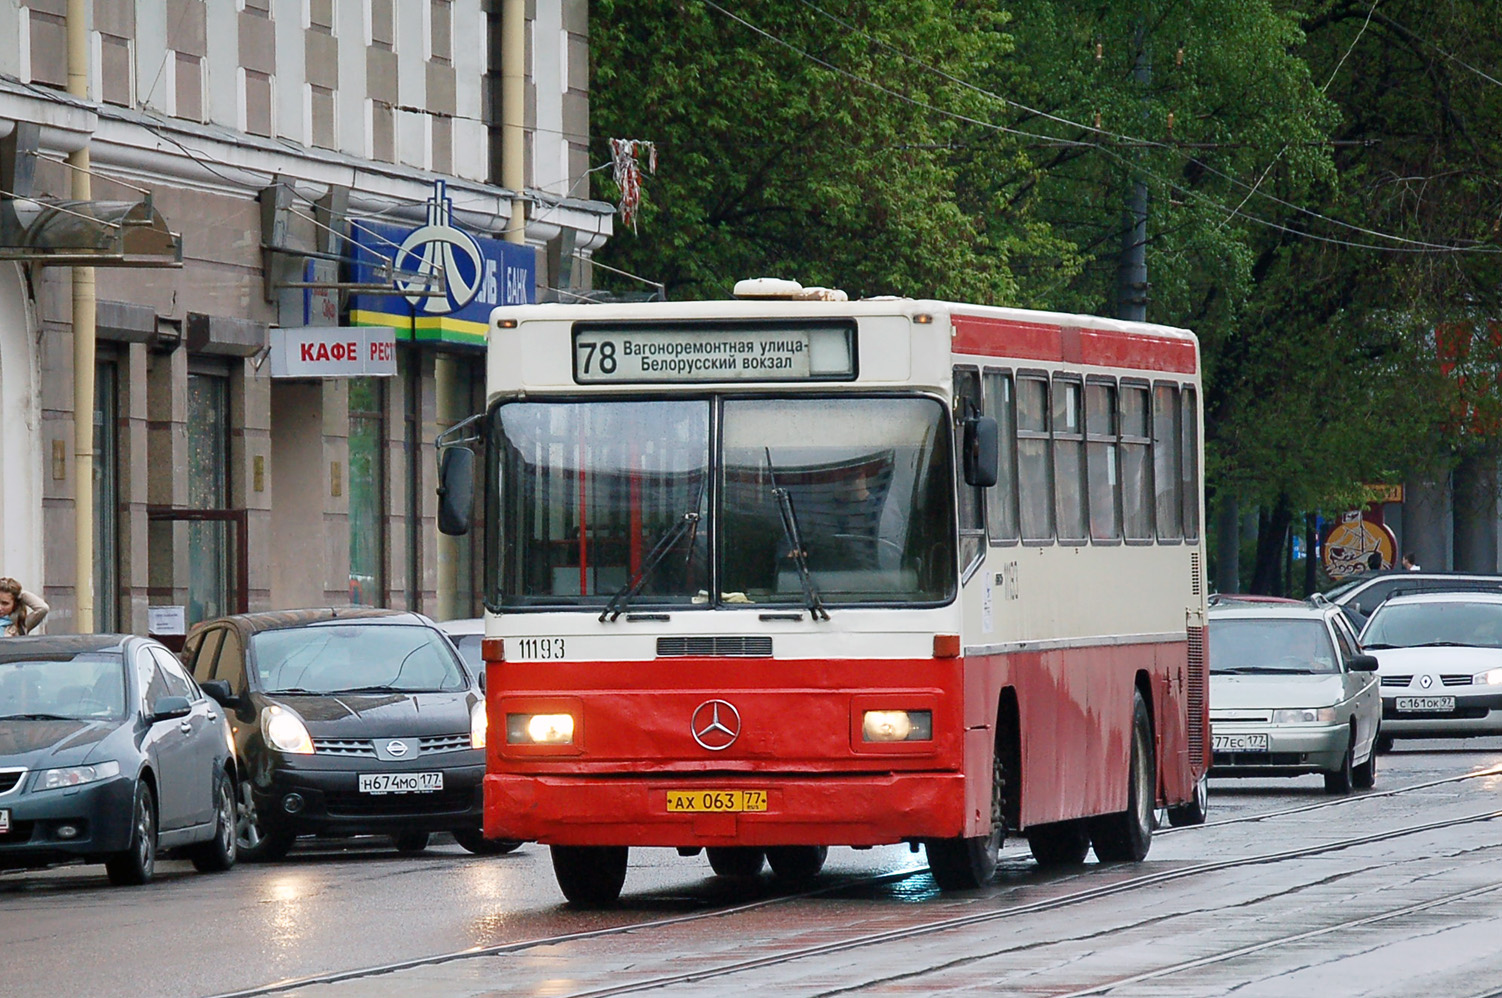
[572,325,856,384]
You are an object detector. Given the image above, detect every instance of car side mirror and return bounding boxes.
[438,446,475,536]
[199,679,239,709]
[1347,654,1380,672]
[962,415,998,488]
[150,695,193,722]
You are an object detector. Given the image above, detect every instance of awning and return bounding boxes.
[0,196,183,267]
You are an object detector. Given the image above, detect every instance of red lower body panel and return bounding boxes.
[485,770,966,847]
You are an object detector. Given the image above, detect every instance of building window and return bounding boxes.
[187,373,231,624]
[99,34,134,108]
[241,0,271,16]
[174,52,205,122]
[431,115,453,175]
[242,69,274,137]
[430,0,452,65]
[309,84,336,149]
[369,0,395,50]
[369,99,395,161]
[348,378,386,606]
[308,0,335,33]
[24,7,68,89]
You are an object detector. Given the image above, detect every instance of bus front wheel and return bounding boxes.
[926,745,1007,890]
[550,845,628,906]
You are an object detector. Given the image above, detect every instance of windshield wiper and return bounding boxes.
[1413,640,1472,647]
[766,447,829,622]
[1361,642,1395,650]
[599,510,703,622]
[1214,666,1302,674]
[265,687,322,695]
[0,712,74,721]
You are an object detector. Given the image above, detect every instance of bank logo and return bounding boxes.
[391,181,486,316]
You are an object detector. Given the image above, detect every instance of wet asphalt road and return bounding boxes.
[9,738,1502,998]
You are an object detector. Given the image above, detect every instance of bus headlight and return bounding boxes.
[862,710,932,742]
[507,713,575,745]
[1271,707,1336,724]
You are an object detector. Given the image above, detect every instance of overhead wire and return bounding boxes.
[771,0,1496,254]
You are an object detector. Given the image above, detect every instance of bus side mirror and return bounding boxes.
[438,446,475,536]
[963,416,998,488]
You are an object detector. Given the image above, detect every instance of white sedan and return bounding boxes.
[1360,592,1502,748]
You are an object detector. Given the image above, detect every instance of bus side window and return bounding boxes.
[1120,383,1154,542]
[1017,374,1054,543]
[1086,379,1122,542]
[1181,385,1201,541]
[1152,383,1183,541]
[1053,375,1087,543]
[953,368,985,572]
[983,370,1019,544]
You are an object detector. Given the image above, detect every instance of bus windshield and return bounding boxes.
[489,395,955,609]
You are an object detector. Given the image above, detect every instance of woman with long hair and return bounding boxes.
[0,577,48,636]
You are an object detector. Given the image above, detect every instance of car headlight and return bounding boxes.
[507,713,574,745]
[1271,707,1337,724]
[861,710,933,742]
[262,705,315,755]
[38,760,121,791]
[471,700,488,749]
[1475,669,1502,686]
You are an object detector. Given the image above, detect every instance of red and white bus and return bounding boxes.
[438,279,1209,904]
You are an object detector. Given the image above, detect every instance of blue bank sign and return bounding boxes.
[347,181,534,347]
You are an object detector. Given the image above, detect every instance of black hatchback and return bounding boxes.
[0,635,238,884]
[181,608,512,860]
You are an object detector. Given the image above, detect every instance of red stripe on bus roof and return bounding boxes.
[951,314,1197,374]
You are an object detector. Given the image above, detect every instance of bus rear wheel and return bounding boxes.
[927,744,1006,890]
[1089,691,1155,862]
[1027,819,1091,867]
[766,845,828,881]
[706,847,766,877]
[550,845,628,906]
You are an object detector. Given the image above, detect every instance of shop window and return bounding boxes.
[349,378,386,606]
[187,372,231,623]
[94,360,120,632]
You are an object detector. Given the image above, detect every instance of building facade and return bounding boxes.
[0,0,613,634]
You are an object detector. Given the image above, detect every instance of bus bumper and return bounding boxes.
[484,771,968,847]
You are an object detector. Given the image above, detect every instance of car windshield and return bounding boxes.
[489,395,956,609]
[250,624,470,694]
[451,634,483,676]
[0,652,127,720]
[1209,618,1340,675]
[1361,601,1502,649]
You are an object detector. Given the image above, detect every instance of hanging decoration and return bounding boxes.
[610,138,657,233]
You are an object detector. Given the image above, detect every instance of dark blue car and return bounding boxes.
[0,635,238,885]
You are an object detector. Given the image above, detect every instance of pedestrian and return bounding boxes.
[1402,553,1421,572]
[0,577,48,636]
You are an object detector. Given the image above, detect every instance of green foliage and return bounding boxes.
[588,0,1502,540]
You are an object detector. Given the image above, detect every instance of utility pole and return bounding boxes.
[1116,24,1150,323]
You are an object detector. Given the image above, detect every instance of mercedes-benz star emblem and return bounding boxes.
[691,700,741,751]
[386,739,409,757]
